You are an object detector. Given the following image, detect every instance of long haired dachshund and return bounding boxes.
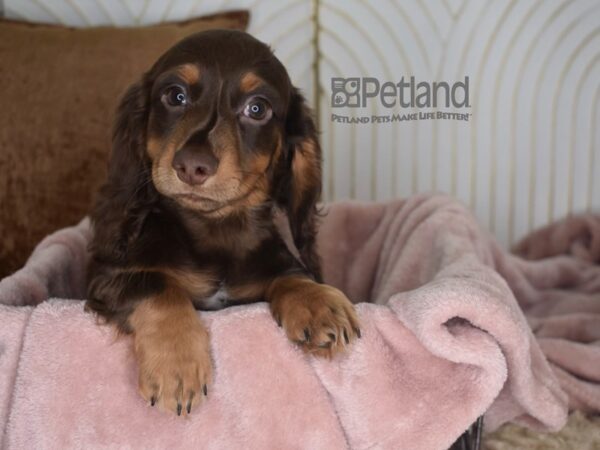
[86,30,360,416]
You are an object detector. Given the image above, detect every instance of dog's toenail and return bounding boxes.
[304,328,310,341]
[343,329,349,344]
[150,396,156,407]
[177,403,182,416]
[355,328,362,338]
[203,384,208,396]
[328,332,336,342]
[187,402,191,414]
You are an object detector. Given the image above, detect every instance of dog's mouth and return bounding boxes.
[172,192,224,212]
[174,193,217,203]
[172,176,268,215]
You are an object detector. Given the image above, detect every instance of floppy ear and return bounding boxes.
[90,80,155,262]
[279,89,323,281]
[106,81,149,184]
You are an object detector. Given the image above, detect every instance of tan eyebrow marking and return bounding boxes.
[177,64,201,85]
[240,72,263,93]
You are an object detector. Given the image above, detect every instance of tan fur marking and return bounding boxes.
[109,266,218,300]
[267,275,360,358]
[147,136,162,160]
[163,268,218,299]
[228,280,270,300]
[291,139,321,209]
[239,72,263,93]
[130,285,212,416]
[177,64,201,85]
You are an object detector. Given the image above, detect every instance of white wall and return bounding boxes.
[6,0,600,247]
[318,0,600,247]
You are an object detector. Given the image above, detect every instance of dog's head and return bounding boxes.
[100,30,321,273]
[114,30,320,215]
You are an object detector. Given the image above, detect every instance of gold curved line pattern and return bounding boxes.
[95,0,118,26]
[386,0,427,195]
[189,0,207,19]
[138,0,151,24]
[556,32,600,215]
[468,1,515,233]
[271,23,312,57]
[527,1,595,231]
[468,1,516,219]
[368,0,432,72]
[319,26,367,199]
[415,0,443,42]
[219,0,263,16]
[587,86,600,212]
[265,17,311,55]
[367,0,421,196]
[160,0,176,22]
[442,0,458,20]
[188,0,201,18]
[322,1,392,200]
[506,0,572,235]
[120,0,137,24]
[446,0,486,207]
[248,0,264,13]
[293,64,313,87]
[488,2,538,240]
[284,38,314,75]
[433,1,467,196]
[319,55,351,201]
[251,0,306,32]
[549,25,600,220]
[31,0,64,23]
[355,0,416,197]
[406,0,447,196]
[65,0,92,26]
[531,3,600,225]
[364,0,435,196]
[230,0,263,13]
[318,43,355,155]
[436,0,484,197]
[571,55,600,213]
[490,0,543,245]
[321,2,388,200]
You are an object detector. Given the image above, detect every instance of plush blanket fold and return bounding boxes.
[1,194,598,449]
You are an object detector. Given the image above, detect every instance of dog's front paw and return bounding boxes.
[270,280,361,358]
[134,318,212,416]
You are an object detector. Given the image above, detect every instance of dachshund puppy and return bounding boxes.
[86,30,360,416]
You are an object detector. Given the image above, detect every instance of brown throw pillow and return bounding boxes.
[0,11,249,278]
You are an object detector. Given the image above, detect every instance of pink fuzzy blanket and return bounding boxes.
[1,194,599,449]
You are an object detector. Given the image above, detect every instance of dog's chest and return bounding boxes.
[192,283,231,310]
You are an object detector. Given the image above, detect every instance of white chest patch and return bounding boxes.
[194,286,230,311]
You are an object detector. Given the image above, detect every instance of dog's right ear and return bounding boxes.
[90,80,154,262]
[107,81,149,183]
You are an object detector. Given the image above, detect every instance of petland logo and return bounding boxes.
[331,76,472,124]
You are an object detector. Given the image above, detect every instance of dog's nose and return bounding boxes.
[172,148,219,186]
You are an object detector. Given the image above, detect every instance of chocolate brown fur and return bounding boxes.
[86,30,358,415]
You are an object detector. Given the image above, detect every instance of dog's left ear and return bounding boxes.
[278,88,323,281]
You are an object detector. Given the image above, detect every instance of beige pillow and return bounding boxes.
[0,11,250,277]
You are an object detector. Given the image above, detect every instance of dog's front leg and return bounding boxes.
[129,285,212,416]
[266,275,361,358]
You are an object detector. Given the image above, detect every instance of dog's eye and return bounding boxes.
[243,98,272,122]
[163,86,188,108]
